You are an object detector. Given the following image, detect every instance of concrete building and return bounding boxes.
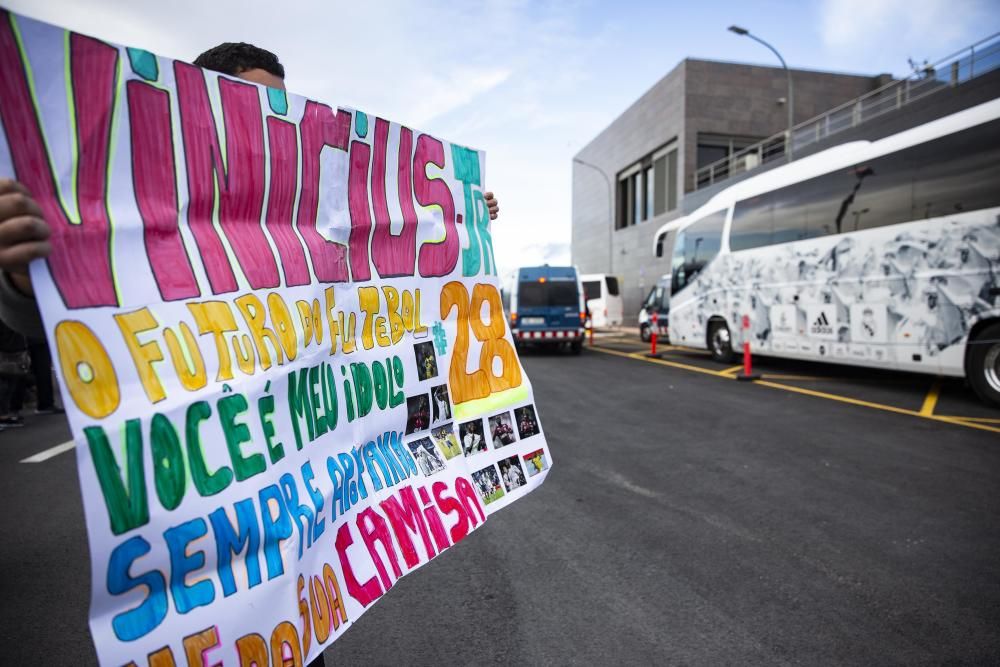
[571,58,893,318]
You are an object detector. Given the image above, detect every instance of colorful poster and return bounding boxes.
[0,10,551,666]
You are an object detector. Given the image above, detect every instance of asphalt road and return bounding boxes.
[2,346,999,665]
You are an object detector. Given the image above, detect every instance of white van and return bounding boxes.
[581,274,623,328]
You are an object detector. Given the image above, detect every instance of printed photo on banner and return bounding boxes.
[514,404,540,439]
[406,394,431,434]
[488,411,517,448]
[498,454,527,492]
[414,341,439,381]
[523,448,549,477]
[407,437,447,477]
[460,418,488,456]
[472,465,506,505]
[431,423,463,460]
[432,384,452,422]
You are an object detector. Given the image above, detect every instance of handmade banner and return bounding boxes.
[0,9,551,666]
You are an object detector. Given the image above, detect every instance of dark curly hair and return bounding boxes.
[193,42,285,79]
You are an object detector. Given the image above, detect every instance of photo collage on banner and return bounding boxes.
[462,402,543,507]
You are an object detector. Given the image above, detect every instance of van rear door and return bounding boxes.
[517,278,580,329]
[604,276,623,325]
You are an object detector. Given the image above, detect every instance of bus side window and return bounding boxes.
[771,176,844,242]
[909,118,1000,219]
[730,194,774,251]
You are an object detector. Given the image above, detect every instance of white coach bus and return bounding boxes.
[653,98,1000,406]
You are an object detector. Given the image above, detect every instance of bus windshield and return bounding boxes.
[671,210,726,294]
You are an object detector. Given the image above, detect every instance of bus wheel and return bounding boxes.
[708,320,736,363]
[640,324,651,342]
[571,340,583,355]
[968,322,1000,407]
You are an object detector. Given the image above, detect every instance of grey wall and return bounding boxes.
[572,63,686,318]
[571,58,889,319]
[682,59,887,193]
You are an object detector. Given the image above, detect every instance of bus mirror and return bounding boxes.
[655,233,664,258]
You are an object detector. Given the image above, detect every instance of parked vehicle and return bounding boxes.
[639,276,670,342]
[653,98,1000,406]
[503,266,586,354]
[581,273,623,328]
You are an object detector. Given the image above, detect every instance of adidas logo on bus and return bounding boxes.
[810,312,834,336]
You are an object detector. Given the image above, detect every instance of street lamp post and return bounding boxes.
[572,157,614,274]
[728,25,794,161]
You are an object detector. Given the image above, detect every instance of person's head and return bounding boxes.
[193,42,285,90]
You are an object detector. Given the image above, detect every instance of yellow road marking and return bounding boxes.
[752,379,918,417]
[936,415,1000,424]
[919,378,943,416]
[753,380,1000,434]
[589,345,733,378]
[759,374,826,381]
[588,345,1000,435]
[932,416,1000,434]
[721,365,744,376]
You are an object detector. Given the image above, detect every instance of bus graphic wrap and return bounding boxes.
[669,213,999,374]
[656,98,1000,404]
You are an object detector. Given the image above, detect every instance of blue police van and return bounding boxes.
[502,265,586,354]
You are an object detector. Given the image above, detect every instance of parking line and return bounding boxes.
[721,365,744,376]
[919,378,943,416]
[938,415,1000,424]
[752,380,1000,434]
[753,379,918,417]
[20,440,76,464]
[589,345,733,378]
[932,416,1000,434]
[590,345,1000,435]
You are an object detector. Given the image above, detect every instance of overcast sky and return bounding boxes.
[5,0,996,273]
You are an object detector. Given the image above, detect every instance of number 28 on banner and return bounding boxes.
[441,282,522,404]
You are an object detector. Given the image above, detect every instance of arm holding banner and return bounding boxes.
[0,179,48,339]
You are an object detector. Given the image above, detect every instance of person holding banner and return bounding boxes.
[0,41,501,340]
[1,35,511,666]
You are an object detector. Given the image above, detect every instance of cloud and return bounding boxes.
[820,0,994,69]
[494,240,571,276]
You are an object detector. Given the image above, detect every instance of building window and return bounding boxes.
[696,134,763,168]
[616,141,677,229]
[633,172,642,224]
[665,150,677,213]
[616,164,640,229]
[653,155,667,214]
[644,165,654,220]
[696,133,765,188]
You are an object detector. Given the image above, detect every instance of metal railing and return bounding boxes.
[694,32,1000,190]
